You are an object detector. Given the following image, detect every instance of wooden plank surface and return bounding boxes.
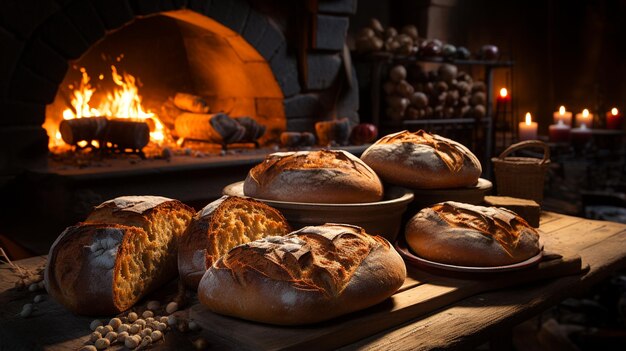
[189,252,583,351]
[341,215,626,351]
[0,212,624,351]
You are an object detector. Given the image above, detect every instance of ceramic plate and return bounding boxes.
[395,238,544,273]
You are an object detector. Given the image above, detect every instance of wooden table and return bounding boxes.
[1,212,625,350]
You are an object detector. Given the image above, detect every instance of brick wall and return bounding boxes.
[0,0,359,174]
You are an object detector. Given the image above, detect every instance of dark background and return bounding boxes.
[350,0,626,134]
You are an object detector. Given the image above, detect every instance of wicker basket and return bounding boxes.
[491,140,551,204]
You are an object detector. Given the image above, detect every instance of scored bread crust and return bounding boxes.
[405,201,541,266]
[45,196,195,315]
[178,196,291,289]
[44,223,155,315]
[198,223,406,325]
[243,150,384,203]
[361,130,482,189]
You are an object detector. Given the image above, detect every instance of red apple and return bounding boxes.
[350,123,378,145]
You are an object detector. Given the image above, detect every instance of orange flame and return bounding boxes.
[49,66,166,148]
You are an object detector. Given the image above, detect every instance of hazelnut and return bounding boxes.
[108,317,122,330]
[384,27,398,40]
[159,316,169,324]
[368,18,384,34]
[117,324,130,333]
[95,326,105,335]
[104,331,117,342]
[89,331,102,343]
[117,331,129,343]
[127,312,138,323]
[94,337,110,350]
[135,319,146,327]
[389,65,407,83]
[79,346,97,351]
[129,324,141,334]
[90,320,103,331]
[102,325,114,335]
[165,301,178,314]
[151,330,163,341]
[401,25,419,40]
[142,310,154,319]
[125,335,141,349]
[156,323,168,332]
[146,300,160,311]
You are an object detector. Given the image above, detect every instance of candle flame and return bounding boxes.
[499,88,508,98]
[559,106,565,115]
[611,108,619,115]
[525,112,532,125]
[582,109,589,118]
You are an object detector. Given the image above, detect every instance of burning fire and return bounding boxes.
[49,66,166,148]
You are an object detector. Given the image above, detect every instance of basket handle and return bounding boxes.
[497,140,550,164]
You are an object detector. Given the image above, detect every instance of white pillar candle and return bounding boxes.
[519,112,538,141]
[553,105,573,126]
[575,109,594,128]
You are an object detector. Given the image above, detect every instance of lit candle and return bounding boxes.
[575,109,593,128]
[606,107,623,130]
[549,120,571,143]
[497,88,510,102]
[571,124,592,145]
[518,112,538,141]
[553,105,572,127]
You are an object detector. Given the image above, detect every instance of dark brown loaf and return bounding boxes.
[198,223,406,325]
[361,130,482,189]
[243,150,384,203]
[178,196,291,289]
[45,196,195,315]
[405,201,541,266]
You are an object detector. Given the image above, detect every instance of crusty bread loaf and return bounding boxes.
[361,130,482,189]
[405,201,541,267]
[45,196,195,315]
[198,223,406,325]
[243,150,383,203]
[178,196,291,289]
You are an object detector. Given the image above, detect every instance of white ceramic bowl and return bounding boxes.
[223,181,414,242]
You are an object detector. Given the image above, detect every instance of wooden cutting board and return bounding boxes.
[190,250,585,351]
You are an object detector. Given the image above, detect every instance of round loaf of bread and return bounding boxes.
[243,150,383,203]
[405,201,541,267]
[198,223,406,325]
[45,196,195,315]
[361,130,482,189]
[178,196,291,289]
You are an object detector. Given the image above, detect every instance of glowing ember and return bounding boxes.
[48,66,166,148]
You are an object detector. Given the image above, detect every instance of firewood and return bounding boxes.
[159,99,183,130]
[174,113,245,144]
[59,117,108,145]
[234,116,266,142]
[173,93,210,114]
[102,119,150,150]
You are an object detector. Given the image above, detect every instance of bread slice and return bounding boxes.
[45,196,195,315]
[178,196,291,289]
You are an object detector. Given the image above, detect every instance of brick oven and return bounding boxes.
[0,0,360,254]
